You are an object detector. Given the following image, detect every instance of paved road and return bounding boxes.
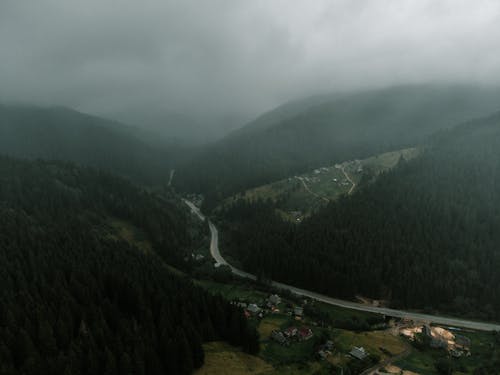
[184,199,205,221]
[185,200,500,332]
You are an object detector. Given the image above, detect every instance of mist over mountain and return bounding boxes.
[0,104,180,184]
[3,1,500,135]
[3,1,500,373]
[176,84,500,204]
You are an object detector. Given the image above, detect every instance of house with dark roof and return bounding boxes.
[298,327,313,341]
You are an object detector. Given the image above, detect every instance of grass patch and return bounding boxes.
[261,339,316,366]
[108,218,153,254]
[258,315,291,339]
[396,330,499,374]
[196,342,273,375]
[197,341,328,375]
[335,329,407,360]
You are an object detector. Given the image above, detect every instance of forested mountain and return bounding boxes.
[219,111,500,321]
[0,156,258,375]
[177,85,500,206]
[0,104,177,184]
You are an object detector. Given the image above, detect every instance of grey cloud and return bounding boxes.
[1,0,500,129]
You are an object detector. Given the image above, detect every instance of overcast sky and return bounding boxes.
[1,0,500,126]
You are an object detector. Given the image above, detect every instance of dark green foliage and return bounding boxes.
[0,156,258,374]
[219,111,500,320]
[0,104,176,184]
[177,85,500,206]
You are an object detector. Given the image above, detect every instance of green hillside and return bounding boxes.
[0,104,176,184]
[217,111,500,322]
[221,148,419,221]
[177,85,500,206]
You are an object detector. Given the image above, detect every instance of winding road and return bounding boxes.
[184,200,500,332]
[341,166,356,195]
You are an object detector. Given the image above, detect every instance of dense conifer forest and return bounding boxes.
[0,156,258,375]
[218,112,500,321]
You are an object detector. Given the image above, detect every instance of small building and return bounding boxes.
[247,304,261,314]
[294,306,304,317]
[269,294,281,305]
[284,326,298,338]
[454,334,471,351]
[349,346,368,360]
[325,340,334,350]
[271,330,287,345]
[298,327,313,341]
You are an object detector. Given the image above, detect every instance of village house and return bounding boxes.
[325,340,334,350]
[268,294,281,305]
[298,327,313,341]
[246,303,261,314]
[349,346,368,360]
[317,340,334,360]
[283,326,298,338]
[294,306,304,318]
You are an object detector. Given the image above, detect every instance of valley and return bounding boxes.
[2,96,500,374]
[183,198,500,374]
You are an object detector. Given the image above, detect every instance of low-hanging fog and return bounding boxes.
[1,0,500,139]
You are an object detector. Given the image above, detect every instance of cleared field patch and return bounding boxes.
[395,349,439,374]
[335,329,407,361]
[258,315,291,339]
[108,218,153,254]
[362,147,419,173]
[261,338,316,365]
[196,342,273,375]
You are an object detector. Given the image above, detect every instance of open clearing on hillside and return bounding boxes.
[195,342,273,375]
[221,147,419,221]
[196,342,325,375]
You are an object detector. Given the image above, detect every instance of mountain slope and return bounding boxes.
[177,85,500,205]
[0,104,175,184]
[218,111,500,321]
[0,156,258,375]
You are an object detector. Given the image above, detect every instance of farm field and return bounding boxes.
[195,279,500,374]
[220,147,419,221]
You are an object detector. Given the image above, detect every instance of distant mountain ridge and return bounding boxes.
[176,84,500,205]
[0,104,175,184]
